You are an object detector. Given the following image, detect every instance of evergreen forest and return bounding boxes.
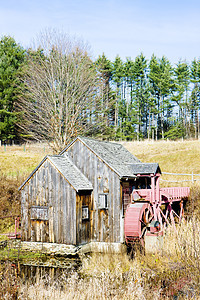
[1,34,200,148]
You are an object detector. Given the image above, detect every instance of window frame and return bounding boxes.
[98,193,108,209]
[82,205,89,220]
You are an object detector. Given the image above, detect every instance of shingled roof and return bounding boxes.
[19,155,93,192]
[48,155,93,192]
[128,163,161,175]
[61,136,142,178]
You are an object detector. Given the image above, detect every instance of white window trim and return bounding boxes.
[98,193,108,209]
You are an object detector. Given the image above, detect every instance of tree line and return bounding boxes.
[0,30,200,151]
[96,53,200,141]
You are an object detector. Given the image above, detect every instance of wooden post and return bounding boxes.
[151,175,155,203]
[151,175,157,220]
[156,175,160,204]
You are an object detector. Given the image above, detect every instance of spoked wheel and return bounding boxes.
[159,200,185,230]
[140,205,154,239]
[124,202,154,246]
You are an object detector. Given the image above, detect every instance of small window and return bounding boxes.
[98,194,108,209]
[30,206,48,221]
[82,206,89,220]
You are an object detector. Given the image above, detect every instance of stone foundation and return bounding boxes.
[21,241,127,256]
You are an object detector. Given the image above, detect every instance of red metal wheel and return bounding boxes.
[124,202,153,244]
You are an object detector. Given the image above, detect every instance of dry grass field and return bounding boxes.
[0,142,52,178]
[122,139,200,187]
[0,139,200,299]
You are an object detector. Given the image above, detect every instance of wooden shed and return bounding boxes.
[19,137,161,246]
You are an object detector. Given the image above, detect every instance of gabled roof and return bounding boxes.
[19,155,93,192]
[128,163,161,175]
[61,136,141,178]
[48,155,93,192]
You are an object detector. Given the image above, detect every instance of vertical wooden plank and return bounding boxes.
[76,194,80,245]
[32,175,36,206]
[66,182,70,244]
[90,193,94,241]
[93,155,98,241]
[71,189,76,244]
[114,175,120,242]
[49,162,54,242]
[57,171,62,243]
[28,178,32,208]
[62,179,67,244]
[87,194,91,242]
[44,161,48,206]
[21,188,28,241]
[37,168,41,206]
[60,176,64,243]
[35,172,39,206]
[30,220,35,242]
[42,165,46,206]
[49,206,54,243]
[52,167,58,243]
[109,170,114,242]
[38,168,42,206]
[48,161,52,206]
[120,183,124,243]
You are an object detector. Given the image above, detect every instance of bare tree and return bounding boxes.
[18,29,101,152]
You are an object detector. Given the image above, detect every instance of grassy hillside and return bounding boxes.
[122,139,200,172]
[0,143,52,178]
[122,139,200,187]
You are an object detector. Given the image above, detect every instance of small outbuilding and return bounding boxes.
[19,137,161,246]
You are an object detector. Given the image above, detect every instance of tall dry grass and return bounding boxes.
[0,262,20,299]
[17,228,200,300]
[16,216,200,299]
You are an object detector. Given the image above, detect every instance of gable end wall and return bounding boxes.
[21,159,76,244]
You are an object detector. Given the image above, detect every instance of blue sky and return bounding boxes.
[1,0,200,63]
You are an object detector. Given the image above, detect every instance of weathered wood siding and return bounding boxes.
[65,140,122,243]
[21,159,76,244]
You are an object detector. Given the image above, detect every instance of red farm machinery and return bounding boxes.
[124,173,190,246]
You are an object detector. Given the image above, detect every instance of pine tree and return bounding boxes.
[149,55,174,139]
[0,36,25,143]
[95,53,114,137]
[111,55,124,131]
[174,60,190,137]
[132,53,148,140]
[190,59,200,138]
